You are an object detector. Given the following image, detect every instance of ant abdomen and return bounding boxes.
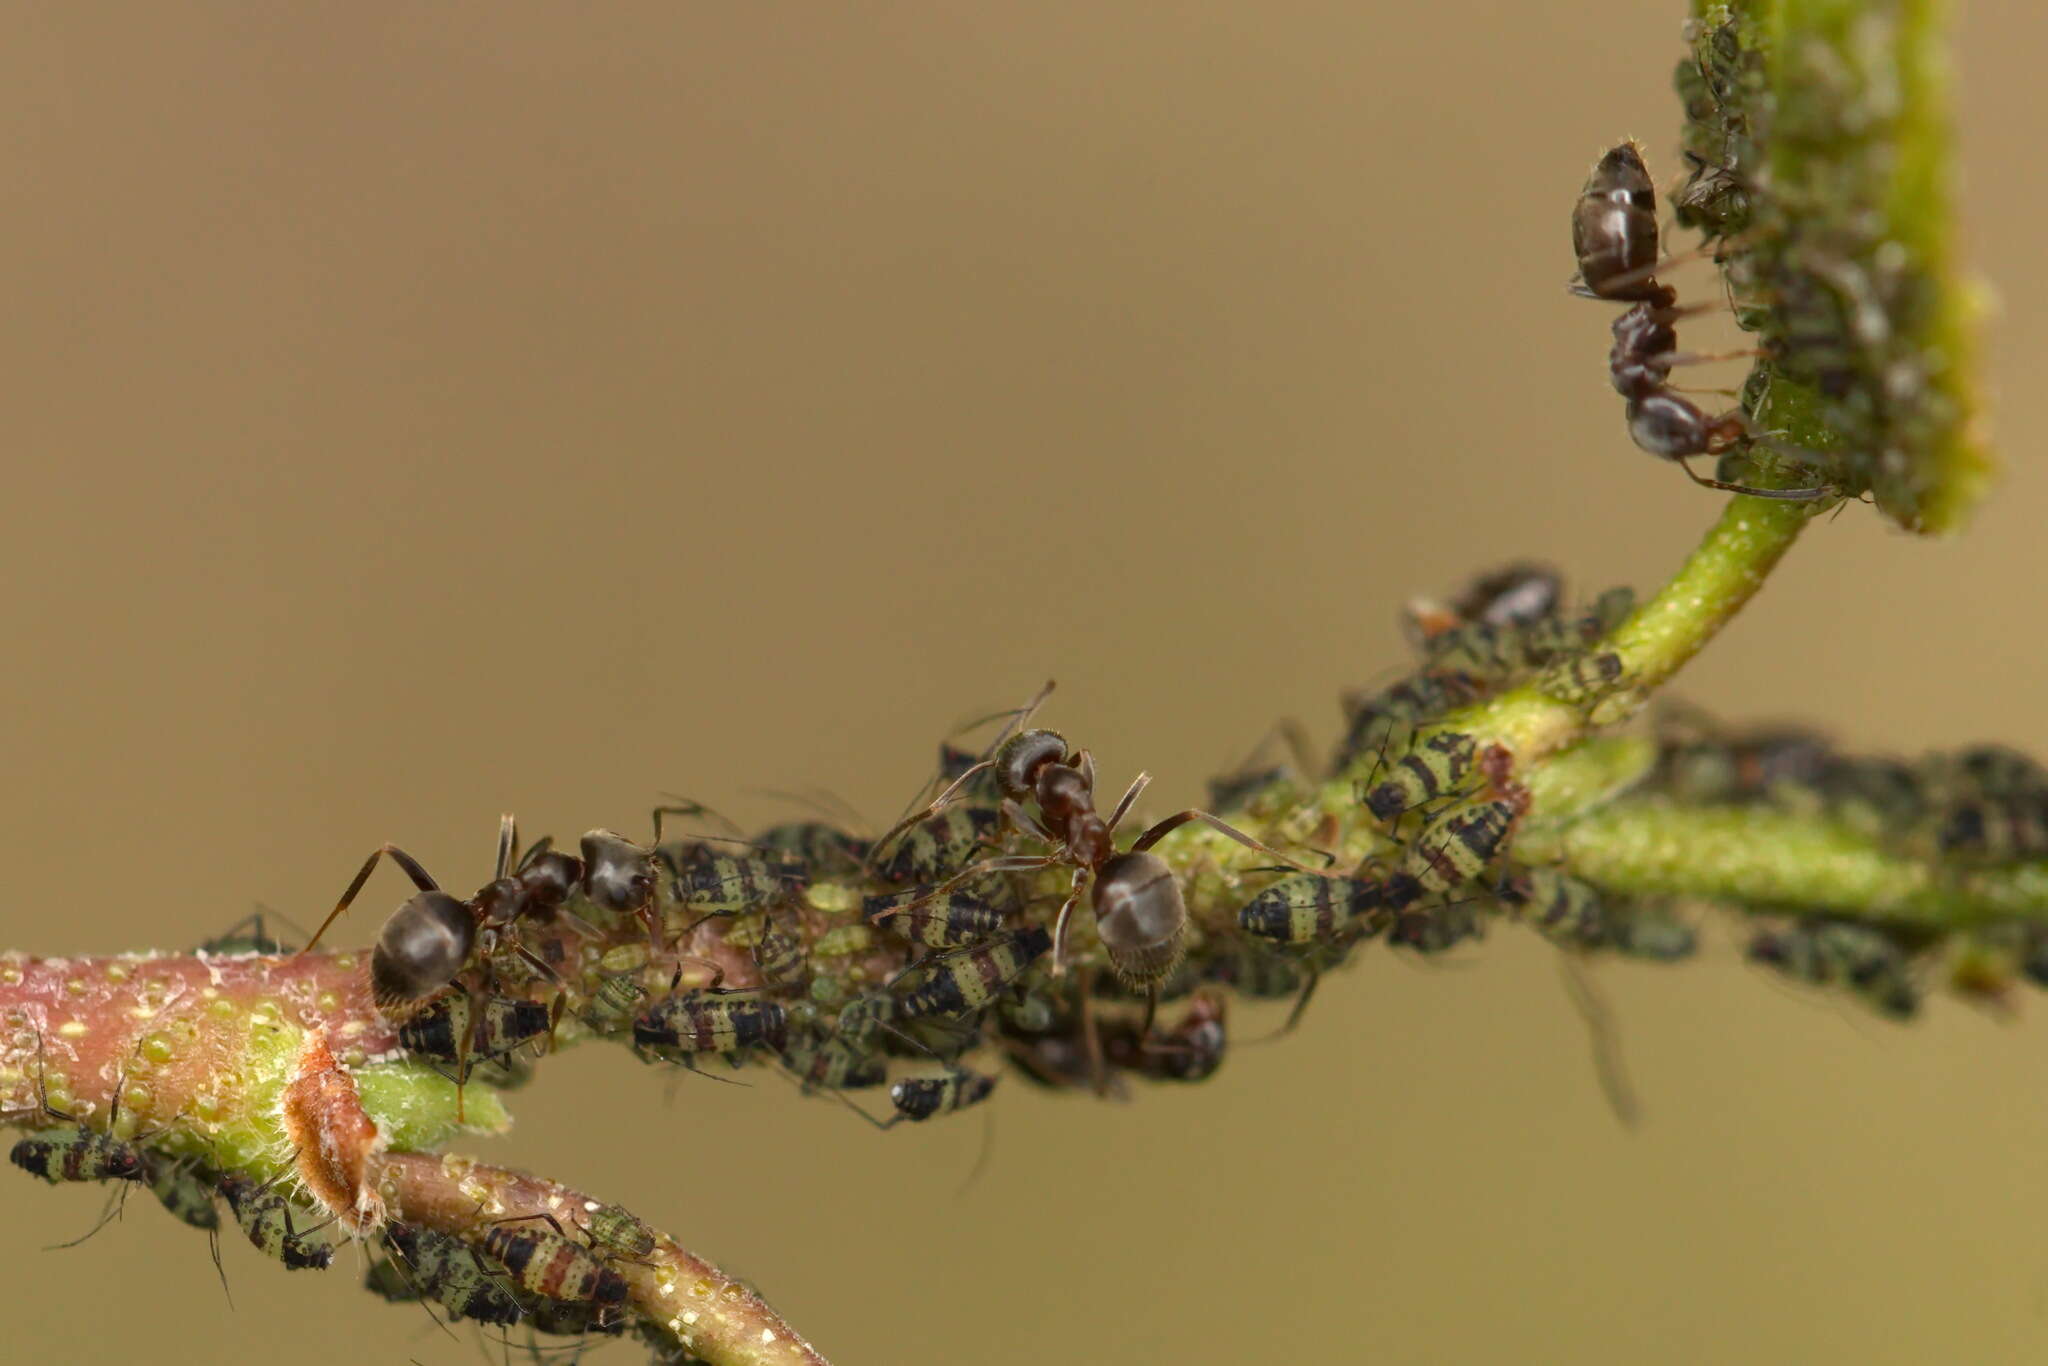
[371,891,476,1014]
[1092,852,1187,988]
[1624,392,1745,460]
[1572,143,1673,306]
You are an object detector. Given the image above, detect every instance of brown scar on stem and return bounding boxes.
[377,1150,831,1366]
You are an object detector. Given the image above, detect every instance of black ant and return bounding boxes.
[1571,141,1831,502]
[893,702,1321,1035]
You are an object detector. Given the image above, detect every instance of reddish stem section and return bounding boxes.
[381,1150,830,1366]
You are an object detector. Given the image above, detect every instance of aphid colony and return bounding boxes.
[1638,716,2048,1019]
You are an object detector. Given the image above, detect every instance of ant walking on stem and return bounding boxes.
[1571,141,1833,502]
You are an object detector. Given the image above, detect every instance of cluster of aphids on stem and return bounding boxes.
[1639,717,2048,1021]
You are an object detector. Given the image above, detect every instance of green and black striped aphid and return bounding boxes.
[477,1212,629,1310]
[1651,714,1834,806]
[582,1202,657,1263]
[519,1295,629,1339]
[868,804,1006,887]
[632,965,789,1061]
[1385,746,1529,911]
[399,992,551,1084]
[382,1220,522,1326]
[9,1032,149,1199]
[580,943,653,1036]
[1332,672,1487,775]
[754,819,871,880]
[865,884,1008,949]
[893,927,1053,1022]
[785,1036,889,1093]
[655,840,808,922]
[1235,871,1388,1033]
[884,1068,998,1127]
[1493,866,1604,946]
[1747,919,1919,1019]
[1536,650,1627,710]
[1363,731,1478,824]
[143,1150,220,1231]
[217,1170,334,1271]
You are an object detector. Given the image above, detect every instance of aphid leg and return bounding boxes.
[299,844,440,955]
[1076,966,1109,1097]
[1673,457,1835,501]
[1556,952,1641,1128]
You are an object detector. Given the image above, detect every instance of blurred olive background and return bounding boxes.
[0,3,2042,1363]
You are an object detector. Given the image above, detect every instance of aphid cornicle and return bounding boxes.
[218,1171,333,1271]
[479,1214,629,1308]
[382,1220,522,1326]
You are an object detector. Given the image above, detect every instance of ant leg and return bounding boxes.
[1126,809,1322,874]
[1103,773,1152,835]
[651,798,745,844]
[299,844,439,955]
[1001,798,1059,847]
[1048,869,1089,974]
[1138,984,1159,1041]
[1673,458,1834,501]
[1075,966,1108,1097]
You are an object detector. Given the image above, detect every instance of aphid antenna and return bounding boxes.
[649,797,747,844]
[1554,951,1642,1129]
[745,784,873,833]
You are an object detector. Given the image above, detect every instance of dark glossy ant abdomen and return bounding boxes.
[1092,852,1187,988]
[369,890,476,1014]
[1624,391,1741,459]
[1572,143,1675,306]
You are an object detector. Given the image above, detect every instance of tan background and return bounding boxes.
[1,3,2042,1363]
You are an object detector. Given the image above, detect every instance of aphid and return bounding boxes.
[884,1069,998,1126]
[1363,731,1478,823]
[754,820,871,880]
[1103,991,1227,1083]
[895,927,1053,1021]
[583,1203,657,1262]
[1395,788,1519,904]
[581,972,649,1036]
[519,1296,628,1338]
[399,993,551,1081]
[301,814,579,1020]
[633,973,789,1058]
[1806,754,1928,842]
[382,1220,522,1326]
[1386,902,1487,954]
[1600,903,1698,961]
[869,804,1005,886]
[865,885,1007,948]
[1747,919,1919,1018]
[1332,672,1487,774]
[1935,793,2048,865]
[143,1151,220,1231]
[8,1037,146,1187]
[218,1170,334,1271]
[835,991,898,1045]
[194,907,299,956]
[656,840,807,919]
[784,1037,889,1092]
[896,720,1315,1029]
[1236,874,1388,948]
[1536,650,1626,708]
[479,1214,629,1309]
[1572,141,1832,501]
[1946,744,2048,798]
[1495,866,1605,946]
[1653,720,1834,804]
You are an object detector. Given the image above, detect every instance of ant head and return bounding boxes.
[579,830,654,914]
[370,891,476,1012]
[994,729,1068,801]
[518,849,583,910]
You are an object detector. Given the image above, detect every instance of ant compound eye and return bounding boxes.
[370,891,474,1011]
[995,730,1067,800]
